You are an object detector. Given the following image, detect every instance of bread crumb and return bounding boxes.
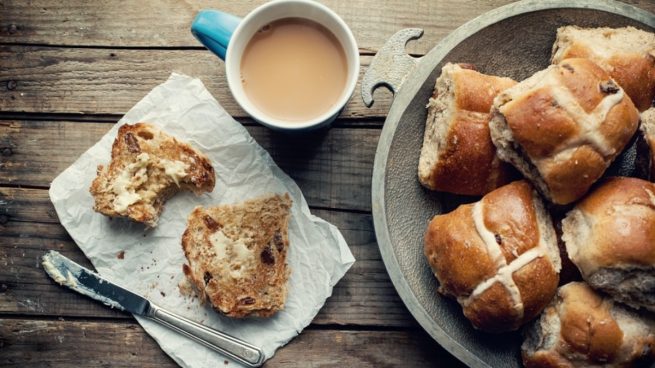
[178,278,194,297]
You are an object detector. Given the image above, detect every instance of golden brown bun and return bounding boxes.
[562,177,655,311]
[181,193,292,318]
[90,123,215,226]
[424,180,561,332]
[522,282,655,368]
[489,58,640,205]
[418,63,517,195]
[552,26,655,112]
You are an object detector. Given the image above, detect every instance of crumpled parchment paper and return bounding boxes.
[49,72,356,367]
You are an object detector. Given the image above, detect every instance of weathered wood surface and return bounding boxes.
[0,187,414,327]
[0,319,464,367]
[0,47,392,118]
[2,0,652,53]
[0,0,523,55]
[4,1,653,366]
[0,120,378,212]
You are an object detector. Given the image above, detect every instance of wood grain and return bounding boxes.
[0,188,414,327]
[0,46,392,117]
[0,319,463,367]
[2,1,651,54]
[0,0,523,54]
[0,120,378,212]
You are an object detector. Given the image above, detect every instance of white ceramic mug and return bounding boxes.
[191,0,360,131]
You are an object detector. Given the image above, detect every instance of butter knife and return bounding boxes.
[41,250,265,367]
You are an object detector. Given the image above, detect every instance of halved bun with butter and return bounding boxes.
[424,180,561,332]
[90,123,215,226]
[181,193,292,318]
[418,63,517,195]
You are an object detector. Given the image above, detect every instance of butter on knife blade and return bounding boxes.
[41,250,128,311]
[40,250,265,367]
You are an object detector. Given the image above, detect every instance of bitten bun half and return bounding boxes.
[418,63,517,195]
[424,180,561,333]
[90,123,215,226]
[522,282,655,368]
[562,177,655,312]
[489,58,640,205]
[552,26,655,112]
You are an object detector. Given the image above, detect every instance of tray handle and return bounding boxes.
[361,28,424,107]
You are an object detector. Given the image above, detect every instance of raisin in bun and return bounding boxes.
[552,26,655,112]
[424,180,561,332]
[489,58,640,205]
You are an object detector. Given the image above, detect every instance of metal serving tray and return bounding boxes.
[362,1,655,367]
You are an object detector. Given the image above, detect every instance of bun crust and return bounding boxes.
[418,63,517,195]
[552,26,655,112]
[181,193,292,318]
[562,177,655,311]
[90,123,215,226]
[489,58,640,204]
[639,108,655,180]
[522,282,655,368]
[424,180,561,332]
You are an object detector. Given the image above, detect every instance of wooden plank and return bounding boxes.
[0,46,392,118]
[0,190,413,326]
[0,318,463,367]
[0,0,521,54]
[0,120,377,212]
[2,1,652,53]
[3,1,653,53]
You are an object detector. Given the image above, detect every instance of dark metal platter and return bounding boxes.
[364,1,655,367]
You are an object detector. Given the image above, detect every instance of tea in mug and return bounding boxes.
[240,18,348,122]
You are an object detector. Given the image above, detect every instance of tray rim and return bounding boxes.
[371,1,655,367]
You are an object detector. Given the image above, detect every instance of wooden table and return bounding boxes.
[1,1,653,366]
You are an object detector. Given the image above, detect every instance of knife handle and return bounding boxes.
[147,304,265,367]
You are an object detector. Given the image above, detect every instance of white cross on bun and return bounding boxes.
[424,180,561,332]
[522,282,655,368]
[552,26,655,112]
[489,58,640,205]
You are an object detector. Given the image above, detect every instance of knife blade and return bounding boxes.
[42,250,265,367]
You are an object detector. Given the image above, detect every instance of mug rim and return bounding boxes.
[225,0,360,130]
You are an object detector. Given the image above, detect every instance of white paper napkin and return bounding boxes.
[49,73,356,367]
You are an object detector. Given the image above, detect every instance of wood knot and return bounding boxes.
[0,215,8,225]
[1,147,12,156]
[0,284,8,293]
[6,80,16,90]
[7,24,17,34]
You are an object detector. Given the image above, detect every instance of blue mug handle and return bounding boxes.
[191,10,242,60]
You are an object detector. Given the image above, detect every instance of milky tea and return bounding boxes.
[240,18,348,122]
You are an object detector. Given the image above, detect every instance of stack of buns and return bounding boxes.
[420,25,655,367]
